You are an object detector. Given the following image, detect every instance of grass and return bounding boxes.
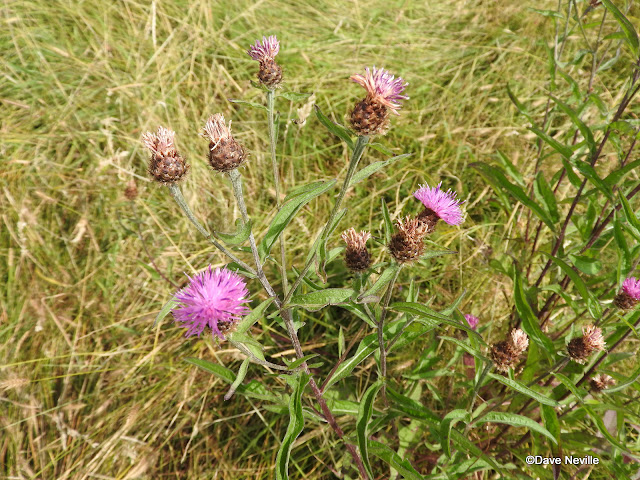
[2,0,639,478]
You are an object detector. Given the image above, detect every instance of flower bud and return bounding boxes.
[341,228,372,272]
[203,114,247,172]
[142,126,189,184]
[124,179,138,200]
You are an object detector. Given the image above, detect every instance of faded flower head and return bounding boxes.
[350,66,408,136]
[414,182,464,233]
[614,277,640,310]
[590,373,616,392]
[341,228,372,272]
[463,314,479,330]
[247,35,282,88]
[203,114,247,172]
[567,324,606,364]
[388,216,428,263]
[124,179,138,201]
[490,328,529,373]
[142,126,190,184]
[172,266,250,340]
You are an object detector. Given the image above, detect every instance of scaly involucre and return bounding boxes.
[351,66,408,115]
[142,126,190,184]
[172,266,250,340]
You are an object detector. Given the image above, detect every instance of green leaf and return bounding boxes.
[153,296,178,328]
[600,0,639,58]
[540,252,602,319]
[488,372,559,406]
[390,302,485,341]
[233,297,274,334]
[357,380,384,479]
[605,364,640,393]
[368,440,422,480]
[618,190,640,234]
[283,354,320,370]
[381,198,392,244]
[570,159,613,200]
[279,91,312,102]
[604,158,640,186]
[474,412,557,444]
[325,331,381,390]
[224,357,250,401]
[216,218,253,245]
[441,409,470,457]
[496,150,524,187]
[314,105,355,150]
[528,127,573,159]
[512,265,555,357]
[533,172,559,223]
[528,7,564,19]
[288,288,355,312]
[258,179,336,260]
[228,99,267,111]
[506,84,533,122]
[358,264,399,301]
[275,372,310,480]
[349,154,412,187]
[551,96,596,154]
[561,158,582,189]
[540,404,561,445]
[471,162,556,231]
[568,254,602,275]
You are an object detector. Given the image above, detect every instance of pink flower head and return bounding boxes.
[413,182,464,226]
[622,277,640,300]
[142,126,177,158]
[247,35,280,62]
[350,66,408,115]
[464,314,479,330]
[172,266,250,340]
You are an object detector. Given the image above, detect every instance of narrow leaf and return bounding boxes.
[358,264,399,301]
[154,297,177,328]
[314,105,355,150]
[288,288,355,311]
[475,412,557,444]
[441,409,470,457]
[224,358,250,401]
[488,372,559,406]
[600,0,639,57]
[350,154,412,187]
[357,380,384,479]
[368,440,422,480]
[216,218,253,245]
[551,96,595,154]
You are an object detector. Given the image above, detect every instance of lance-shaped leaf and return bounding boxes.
[233,297,274,335]
[279,91,312,102]
[528,127,573,159]
[368,440,422,480]
[551,96,595,154]
[390,302,484,341]
[357,380,384,479]
[600,0,639,58]
[224,358,250,401]
[314,105,355,150]
[358,264,399,301]
[228,98,267,111]
[381,198,393,244]
[441,409,470,457]
[488,372,559,407]
[474,412,557,444]
[349,154,412,187]
[216,218,253,245]
[287,288,355,312]
[258,179,336,261]
[154,297,178,328]
[275,372,310,480]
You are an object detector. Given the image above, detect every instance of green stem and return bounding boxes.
[283,135,370,305]
[167,184,256,275]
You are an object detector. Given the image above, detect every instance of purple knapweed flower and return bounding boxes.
[413,182,464,233]
[247,35,282,88]
[464,314,479,330]
[172,266,250,340]
[614,277,640,310]
[350,67,408,115]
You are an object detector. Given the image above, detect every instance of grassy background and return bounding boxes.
[2,0,635,478]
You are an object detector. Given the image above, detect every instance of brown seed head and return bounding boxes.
[203,114,247,172]
[590,373,615,392]
[341,228,372,272]
[350,97,390,136]
[567,324,605,364]
[258,59,283,89]
[490,328,529,373]
[388,216,428,263]
[142,126,190,184]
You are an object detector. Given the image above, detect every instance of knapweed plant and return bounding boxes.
[142,3,640,477]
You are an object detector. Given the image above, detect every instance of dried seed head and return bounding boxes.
[247,35,282,89]
[613,277,640,310]
[567,324,605,364]
[388,216,428,263]
[341,228,372,272]
[203,114,247,172]
[142,126,190,184]
[124,179,138,200]
[350,66,408,136]
[590,373,615,392]
[490,328,529,372]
